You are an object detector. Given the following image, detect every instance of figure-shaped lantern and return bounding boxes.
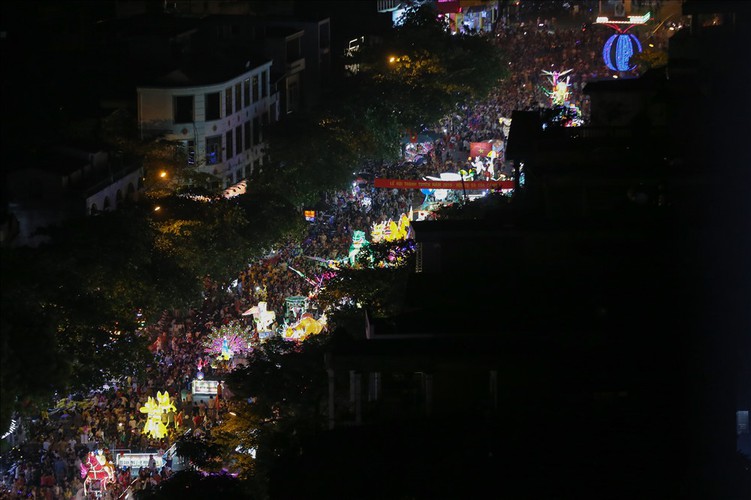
[80,449,116,496]
[245,301,276,333]
[139,391,175,439]
[348,230,370,265]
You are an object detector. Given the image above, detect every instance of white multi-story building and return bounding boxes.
[137,59,279,189]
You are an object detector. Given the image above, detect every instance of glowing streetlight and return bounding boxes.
[159,171,167,179]
[154,206,161,212]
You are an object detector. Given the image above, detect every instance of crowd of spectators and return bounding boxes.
[1,7,665,498]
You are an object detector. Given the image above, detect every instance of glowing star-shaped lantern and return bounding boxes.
[139,391,175,439]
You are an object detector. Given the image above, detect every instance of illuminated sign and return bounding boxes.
[191,379,219,395]
[304,210,316,222]
[115,453,163,474]
[595,12,651,24]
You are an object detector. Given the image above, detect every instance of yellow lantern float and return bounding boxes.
[139,391,176,439]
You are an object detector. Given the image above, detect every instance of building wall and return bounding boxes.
[137,61,276,188]
[86,168,143,215]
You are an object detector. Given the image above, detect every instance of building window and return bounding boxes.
[243,79,251,108]
[235,83,242,112]
[253,116,261,145]
[252,75,259,103]
[226,131,234,159]
[173,95,194,124]
[244,122,251,151]
[206,135,222,165]
[225,87,233,116]
[261,70,268,98]
[205,92,220,121]
[235,126,243,154]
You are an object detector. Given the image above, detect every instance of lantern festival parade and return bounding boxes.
[0,2,706,498]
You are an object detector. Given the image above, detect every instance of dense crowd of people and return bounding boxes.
[1,6,670,498]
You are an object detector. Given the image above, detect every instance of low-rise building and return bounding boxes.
[137,54,276,189]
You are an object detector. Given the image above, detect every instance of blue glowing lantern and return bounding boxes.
[602,33,643,72]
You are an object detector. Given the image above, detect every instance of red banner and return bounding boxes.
[374,178,514,190]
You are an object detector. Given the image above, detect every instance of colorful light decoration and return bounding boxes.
[243,301,277,334]
[139,391,176,439]
[203,321,255,361]
[1,419,17,440]
[80,450,116,496]
[595,9,649,73]
[541,69,573,106]
[348,230,370,266]
[595,12,651,25]
[371,213,412,243]
[603,33,642,71]
[282,313,327,341]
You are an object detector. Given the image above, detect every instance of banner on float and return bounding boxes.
[374,178,515,190]
[116,453,164,473]
[191,380,219,395]
[469,142,493,158]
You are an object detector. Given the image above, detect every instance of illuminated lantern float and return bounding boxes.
[81,450,115,496]
[203,320,256,361]
[140,391,176,439]
[595,10,650,73]
[603,33,642,72]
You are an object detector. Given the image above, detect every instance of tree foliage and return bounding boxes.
[260,4,508,205]
[213,337,331,491]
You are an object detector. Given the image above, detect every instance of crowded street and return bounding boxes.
[1,1,683,498]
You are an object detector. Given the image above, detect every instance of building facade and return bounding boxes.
[137,61,278,189]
